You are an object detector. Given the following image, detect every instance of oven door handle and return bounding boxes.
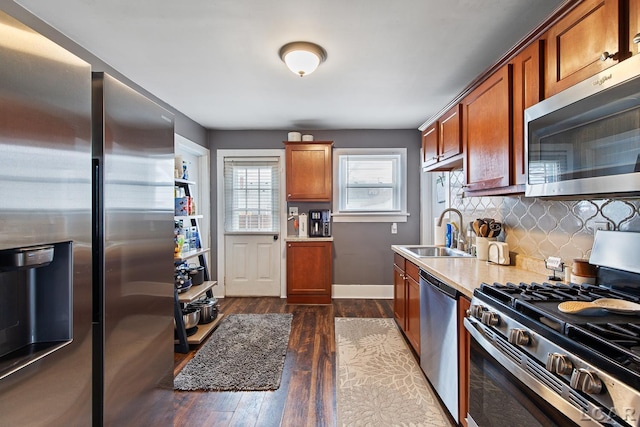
[463,317,620,427]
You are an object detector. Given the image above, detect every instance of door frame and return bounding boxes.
[216,149,287,298]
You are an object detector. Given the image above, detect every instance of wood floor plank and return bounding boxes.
[173,298,393,426]
[228,392,266,427]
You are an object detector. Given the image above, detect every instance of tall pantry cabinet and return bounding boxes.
[284,141,334,304]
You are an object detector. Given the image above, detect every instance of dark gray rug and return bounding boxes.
[174,313,293,391]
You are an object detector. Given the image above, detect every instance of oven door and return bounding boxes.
[464,317,619,427]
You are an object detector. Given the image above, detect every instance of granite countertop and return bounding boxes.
[285,236,334,242]
[391,245,552,299]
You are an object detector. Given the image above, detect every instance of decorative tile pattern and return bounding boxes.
[447,170,640,262]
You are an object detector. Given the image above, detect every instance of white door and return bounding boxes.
[225,234,280,296]
[220,154,283,297]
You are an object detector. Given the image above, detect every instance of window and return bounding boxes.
[223,158,280,232]
[332,148,408,222]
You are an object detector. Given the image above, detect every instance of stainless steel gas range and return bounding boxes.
[464,231,640,427]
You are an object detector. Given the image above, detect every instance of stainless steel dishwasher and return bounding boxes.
[419,269,459,423]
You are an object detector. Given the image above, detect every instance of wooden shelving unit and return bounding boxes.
[177,280,217,303]
[174,247,210,263]
[175,280,224,345]
[174,178,219,353]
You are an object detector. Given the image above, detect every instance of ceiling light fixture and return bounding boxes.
[279,41,327,77]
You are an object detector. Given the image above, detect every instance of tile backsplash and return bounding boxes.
[448,170,640,262]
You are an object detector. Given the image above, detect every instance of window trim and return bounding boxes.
[332,147,409,223]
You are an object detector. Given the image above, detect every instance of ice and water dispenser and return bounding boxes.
[0,242,72,378]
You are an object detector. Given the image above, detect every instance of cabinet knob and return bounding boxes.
[600,51,616,61]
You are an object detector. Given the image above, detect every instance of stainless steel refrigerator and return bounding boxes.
[0,10,174,426]
[91,72,174,426]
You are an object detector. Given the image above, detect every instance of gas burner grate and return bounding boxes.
[479,281,640,305]
[568,322,640,375]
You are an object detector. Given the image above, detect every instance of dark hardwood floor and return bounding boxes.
[174,297,394,427]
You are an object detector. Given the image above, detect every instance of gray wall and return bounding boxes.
[0,1,207,147]
[209,129,422,286]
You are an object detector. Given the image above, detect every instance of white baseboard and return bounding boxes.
[215,285,393,300]
[332,284,394,299]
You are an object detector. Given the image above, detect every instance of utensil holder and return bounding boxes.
[475,237,496,261]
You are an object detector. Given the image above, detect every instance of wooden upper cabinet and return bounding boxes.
[512,40,543,186]
[630,0,640,56]
[545,0,620,98]
[421,123,439,168]
[463,64,513,193]
[421,104,463,171]
[440,104,463,162]
[285,141,332,201]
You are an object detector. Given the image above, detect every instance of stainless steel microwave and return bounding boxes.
[525,54,640,198]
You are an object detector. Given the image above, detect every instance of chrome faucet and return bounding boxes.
[437,208,467,252]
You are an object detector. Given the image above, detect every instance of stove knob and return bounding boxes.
[546,353,573,375]
[508,329,531,346]
[480,311,500,326]
[570,368,603,394]
[467,304,484,319]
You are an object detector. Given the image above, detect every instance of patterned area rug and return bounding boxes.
[174,313,292,391]
[335,318,452,427]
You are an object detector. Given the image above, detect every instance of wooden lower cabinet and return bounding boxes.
[405,261,421,353]
[458,295,471,427]
[393,253,420,354]
[393,254,407,327]
[287,241,332,304]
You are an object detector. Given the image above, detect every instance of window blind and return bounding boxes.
[223,157,280,233]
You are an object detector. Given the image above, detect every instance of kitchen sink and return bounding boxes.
[402,245,472,258]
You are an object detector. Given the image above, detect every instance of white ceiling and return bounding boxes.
[15,0,564,131]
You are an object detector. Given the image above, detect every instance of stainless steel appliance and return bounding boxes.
[0,11,175,425]
[525,53,640,198]
[420,269,459,423]
[309,209,331,237]
[0,10,94,425]
[464,231,640,427]
[92,72,175,426]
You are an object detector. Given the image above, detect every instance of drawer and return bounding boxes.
[394,253,406,270]
[406,261,420,282]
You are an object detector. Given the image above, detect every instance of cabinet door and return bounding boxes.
[458,296,471,427]
[287,241,332,304]
[512,41,543,185]
[545,0,619,97]
[463,64,513,192]
[629,0,640,57]
[421,123,439,168]
[439,104,463,162]
[393,261,406,330]
[285,142,332,201]
[405,263,421,354]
